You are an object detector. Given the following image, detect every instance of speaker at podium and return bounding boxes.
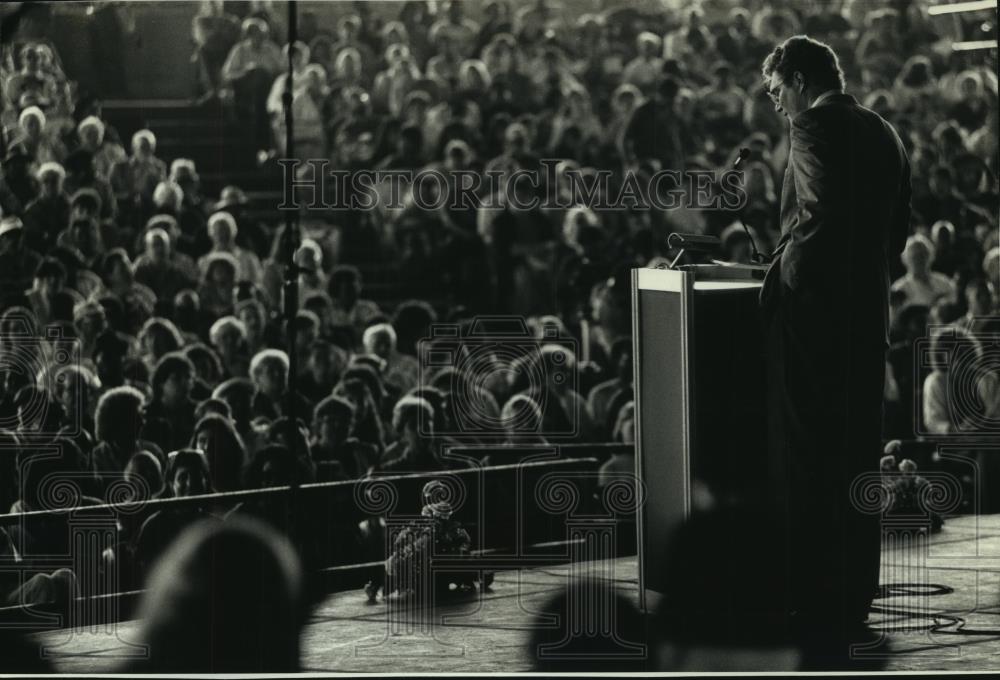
[630,262,769,606]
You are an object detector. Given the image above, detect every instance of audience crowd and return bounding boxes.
[0,0,997,671]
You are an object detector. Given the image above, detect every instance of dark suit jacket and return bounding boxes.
[761,93,911,347]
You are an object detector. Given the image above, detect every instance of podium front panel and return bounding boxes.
[631,268,692,600]
[631,267,766,606]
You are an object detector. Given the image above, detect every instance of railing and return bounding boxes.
[0,446,638,629]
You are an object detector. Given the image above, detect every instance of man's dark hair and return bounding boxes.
[313,394,355,423]
[35,257,67,281]
[761,35,845,93]
[329,264,361,294]
[657,76,680,101]
[152,352,196,401]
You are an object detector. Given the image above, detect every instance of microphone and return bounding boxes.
[730,147,768,265]
[733,147,751,169]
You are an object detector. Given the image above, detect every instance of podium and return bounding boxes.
[630,264,769,606]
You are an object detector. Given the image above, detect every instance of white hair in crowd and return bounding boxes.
[18,105,45,129]
[283,40,310,64]
[131,129,157,154]
[241,16,268,36]
[296,238,323,268]
[250,349,290,383]
[209,316,248,346]
[501,393,543,431]
[932,220,955,241]
[637,31,662,50]
[208,211,238,238]
[459,59,491,89]
[36,161,65,182]
[78,115,105,143]
[304,63,328,84]
[392,395,434,432]
[362,323,397,354]
[385,42,410,64]
[144,227,171,251]
[334,47,362,77]
[562,206,600,249]
[153,180,184,211]
[903,234,935,264]
[170,158,198,182]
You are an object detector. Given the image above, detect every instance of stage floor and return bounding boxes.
[32,514,1000,673]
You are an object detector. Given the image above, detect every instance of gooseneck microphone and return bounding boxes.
[731,147,768,264]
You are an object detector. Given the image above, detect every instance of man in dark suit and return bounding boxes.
[758,36,911,654]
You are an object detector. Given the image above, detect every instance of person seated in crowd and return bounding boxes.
[144,352,199,453]
[958,278,998,334]
[51,364,100,453]
[199,211,262,284]
[923,325,1000,435]
[249,348,312,422]
[208,315,250,379]
[376,396,450,474]
[514,344,592,442]
[328,265,382,345]
[132,227,198,302]
[221,17,284,139]
[497,392,548,447]
[137,316,184,375]
[311,395,375,480]
[191,413,247,493]
[362,322,420,396]
[2,43,50,109]
[332,375,386,458]
[0,217,43,304]
[586,337,633,440]
[22,162,71,255]
[299,338,348,405]
[161,290,197,343]
[198,252,239,318]
[15,106,65,169]
[122,517,305,673]
[56,197,110,271]
[124,450,164,504]
[221,17,285,87]
[24,256,70,329]
[191,1,242,95]
[133,449,220,577]
[168,159,210,246]
[183,343,224,401]
[110,129,167,219]
[89,386,163,495]
[212,376,261,457]
[62,149,117,226]
[75,115,126,184]
[90,322,131,391]
[235,297,268,357]
[892,235,957,308]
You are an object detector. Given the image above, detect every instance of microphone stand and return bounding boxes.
[282,0,300,472]
[732,148,770,266]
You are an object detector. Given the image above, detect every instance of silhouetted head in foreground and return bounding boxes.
[530,577,648,672]
[126,516,305,673]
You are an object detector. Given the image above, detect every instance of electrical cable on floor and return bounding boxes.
[870,582,1000,637]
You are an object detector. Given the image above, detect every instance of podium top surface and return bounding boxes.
[634,266,763,292]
